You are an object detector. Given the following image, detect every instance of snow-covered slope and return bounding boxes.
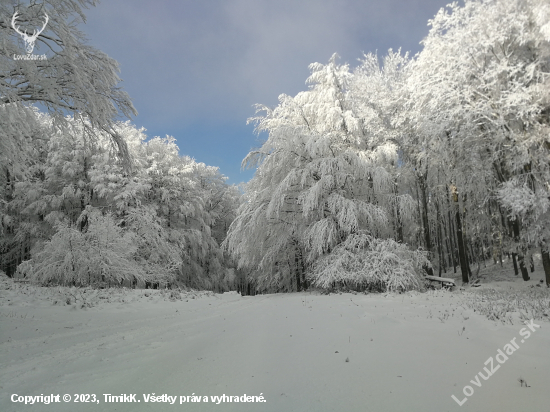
[1,274,549,412]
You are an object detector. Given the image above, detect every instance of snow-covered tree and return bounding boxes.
[1,0,137,276]
[225,55,425,292]
[0,0,136,163]
[3,113,240,288]
[410,0,550,282]
[350,50,418,246]
[0,107,52,275]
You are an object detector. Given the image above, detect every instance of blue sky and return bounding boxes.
[80,0,451,185]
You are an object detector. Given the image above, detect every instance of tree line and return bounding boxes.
[223,0,550,291]
[1,1,243,291]
[2,0,549,292]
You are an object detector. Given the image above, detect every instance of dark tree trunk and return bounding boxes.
[395,199,403,244]
[446,195,457,273]
[542,246,550,287]
[465,237,472,279]
[511,218,530,281]
[512,253,519,275]
[435,200,445,276]
[418,175,432,253]
[451,217,458,273]
[299,246,307,290]
[445,236,453,272]
[418,175,434,277]
[414,182,423,247]
[453,193,470,284]
[456,210,469,283]
[5,167,14,202]
[468,238,475,266]
[294,245,305,292]
[394,178,403,243]
[437,233,444,277]
[518,256,530,281]
[505,216,519,276]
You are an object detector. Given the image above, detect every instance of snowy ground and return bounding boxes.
[1,264,549,412]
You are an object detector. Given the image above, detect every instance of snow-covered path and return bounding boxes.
[1,287,549,412]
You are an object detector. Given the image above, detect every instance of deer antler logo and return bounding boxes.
[11,11,49,54]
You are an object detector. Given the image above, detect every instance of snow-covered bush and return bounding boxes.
[307,233,428,292]
[29,209,148,286]
[463,288,550,324]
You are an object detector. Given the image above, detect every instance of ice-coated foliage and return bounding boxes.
[308,233,428,292]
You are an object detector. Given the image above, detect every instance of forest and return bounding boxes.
[1,0,550,294]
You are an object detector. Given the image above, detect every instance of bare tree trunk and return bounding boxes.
[445,236,452,271]
[465,236,473,279]
[294,245,305,292]
[435,200,446,275]
[446,194,457,273]
[414,182,423,247]
[437,232,444,276]
[450,184,470,284]
[441,206,452,270]
[511,218,530,281]
[542,245,550,287]
[418,175,434,276]
[455,208,469,283]
[451,216,458,273]
[512,253,519,276]
[418,175,432,253]
[505,218,520,275]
